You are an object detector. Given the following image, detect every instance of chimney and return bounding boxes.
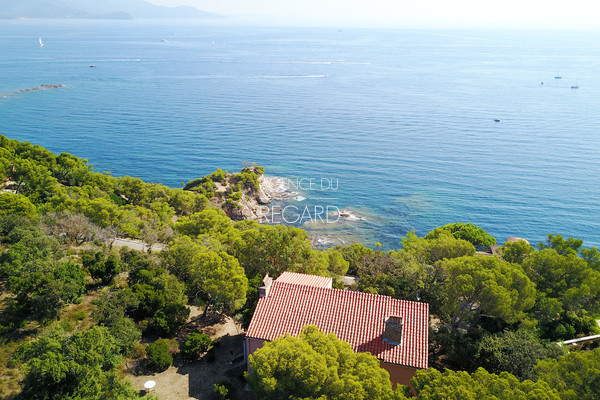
[258,274,273,298]
[383,316,403,345]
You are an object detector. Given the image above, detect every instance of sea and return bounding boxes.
[1,19,599,249]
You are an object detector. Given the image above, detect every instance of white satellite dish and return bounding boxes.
[144,380,156,391]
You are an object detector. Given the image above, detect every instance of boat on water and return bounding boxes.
[494,119,500,122]
[89,65,96,68]
[571,76,579,89]
[38,37,44,47]
[554,76,562,79]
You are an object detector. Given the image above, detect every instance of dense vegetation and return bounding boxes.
[0,136,598,399]
[247,325,405,400]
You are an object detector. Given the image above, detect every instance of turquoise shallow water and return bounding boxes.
[1,19,599,248]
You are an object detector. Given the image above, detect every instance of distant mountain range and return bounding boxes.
[0,0,220,19]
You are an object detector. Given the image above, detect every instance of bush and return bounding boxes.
[213,380,234,400]
[107,316,142,354]
[477,329,565,380]
[426,223,496,248]
[180,332,212,360]
[209,168,227,184]
[130,343,146,360]
[146,339,173,371]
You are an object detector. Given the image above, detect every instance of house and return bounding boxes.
[245,272,429,387]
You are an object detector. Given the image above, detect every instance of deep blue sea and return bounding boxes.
[1,19,599,249]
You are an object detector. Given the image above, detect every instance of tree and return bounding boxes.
[53,152,91,186]
[233,223,315,278]
[534,348,600,400]
[522,249,600,304]
[402,229,476,265]
[498,240,534,264]
[522,249,600,339]
[0,193,37,218]
[439,255,536,327]
[13,326,145,400]
[116,176,150,206]
[106,316,142,354]
[354,251,422,301]
[102,254,121,283]
[410,367,560,400]
[83,251,121,285]
[332,243,373,275]
[183,176,217,197]
[537,234,583,256]
[426,223,496,249]
[476,330,565,380]
[180,332,212,360]
[120,247,159,281]
[1,226,61,278]
[92,289,142,353]
[581,246,600,271]
[43,212,103,245]
[167,188,208,216]
[209,168,227,183]
[128,272,190,336]
[10,158,59,203]
[162,236,248,315]
[199,250,248,314]
[327,250,350,276]
[146,339,173,371]
[174,208,237,246]
[76,197,123,229]
[6,260,85,324]
[247,325,405,400]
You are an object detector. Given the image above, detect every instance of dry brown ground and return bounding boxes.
[128,310,250,400]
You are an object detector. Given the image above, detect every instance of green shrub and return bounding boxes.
[213,380,234,400]
[180,332,212,360]
[146,339,173,371]
[426,222,496,248]
[209,168,227,184]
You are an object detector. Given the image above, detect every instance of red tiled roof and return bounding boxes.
[275,271,332,288]
[506,237,530,245]
[246,280,429,369]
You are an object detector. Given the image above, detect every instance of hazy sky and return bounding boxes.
[148,0,600,28]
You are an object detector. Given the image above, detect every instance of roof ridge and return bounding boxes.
[271,280,427,306]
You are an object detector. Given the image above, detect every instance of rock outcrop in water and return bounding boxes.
[18,84,67,93]
[184,167,288,222]
[1,84,67,99]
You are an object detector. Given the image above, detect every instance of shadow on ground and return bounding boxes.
[176,333,248,399]
[128,315,252,400]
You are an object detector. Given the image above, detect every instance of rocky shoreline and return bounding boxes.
[225,175,294,221]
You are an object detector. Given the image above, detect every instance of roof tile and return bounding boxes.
[246,279,429,369]
[275,271,332,288]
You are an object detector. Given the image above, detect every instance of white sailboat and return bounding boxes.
[571,76,579,89]
[38,37,44,47]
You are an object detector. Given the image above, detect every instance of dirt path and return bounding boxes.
[112,238,164,252]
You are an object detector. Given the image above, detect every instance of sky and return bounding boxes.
[148,0,600,28]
